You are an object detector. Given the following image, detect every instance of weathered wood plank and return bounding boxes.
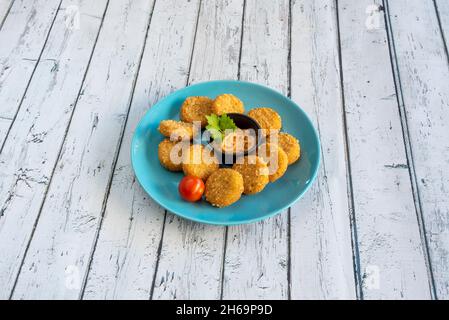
[289,0,356,299]
[11,0,155,299]
[338,0,431,299]
[0,0,61,119]
[0,117,11,147]
[83,0,200,300]
[188,0,243,84]
[150,0,243,301]
[386,0,449,299]
[0,0,108,299]
[0,0,14,29]
[222,0,290,299]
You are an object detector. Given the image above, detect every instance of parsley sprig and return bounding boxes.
[205,114,237,141]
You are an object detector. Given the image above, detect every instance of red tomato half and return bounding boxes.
[178,176,205,202]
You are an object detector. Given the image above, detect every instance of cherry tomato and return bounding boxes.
[178,176,205,202]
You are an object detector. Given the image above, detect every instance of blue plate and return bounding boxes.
[131,80,320,225]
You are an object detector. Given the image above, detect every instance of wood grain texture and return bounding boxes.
[188,0,243,84]
[150,0,244,300]
[0,0,61,119]
[83,0,200,300]
[11,0,154,300]
[289,0,356,299]
[0,0,447,300]
[0,117,11,146]
[0,0,108,299]
[221,0,290,299]
[152,217,225,300]
[386,0,449,299]
[338,0,431,299]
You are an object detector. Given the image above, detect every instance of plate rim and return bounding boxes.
[131,80,321,225]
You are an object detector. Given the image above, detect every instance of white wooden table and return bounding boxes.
[0,0,448,300]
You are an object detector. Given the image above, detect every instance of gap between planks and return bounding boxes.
[383,0,438,299]
[0,0,14,31]
[286,0,292,300]
[334,0,364,299]
[432,0,449,64]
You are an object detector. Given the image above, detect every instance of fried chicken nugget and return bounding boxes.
[180,96,213,127]
[182,144,219,180]
[158,139,187,171]
[232,155,269,194]
[257,143,288,182]
[278,132,300,165]
[212,94,244,115]
[205,169,244,207]
[247,107,282,136]
[158,120,197,141]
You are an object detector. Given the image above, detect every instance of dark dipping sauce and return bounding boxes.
[209,113,261,165]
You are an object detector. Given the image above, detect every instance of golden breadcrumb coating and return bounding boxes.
[158,120,197,141]
[158,139,187,171]
[182,144,219,180]
[232,155,269,195]
[248,107,282,136]
[257,143,288,182]
[205,169,244,207]
[212,94,244,115]
[278,132,300,165]
[180,96,213,127]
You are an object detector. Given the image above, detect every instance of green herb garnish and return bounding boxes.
[206,114,237,141]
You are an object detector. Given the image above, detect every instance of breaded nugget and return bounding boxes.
[180,96,213,127]
[232,155,269,194]
[205,169,244,207]
[248,107,282,136]
[158,139,187,171]
[158,120,197,141]
[212,94,244,115]
[257,143,288,182]
[182,144,219,180]
[278,132,300,165]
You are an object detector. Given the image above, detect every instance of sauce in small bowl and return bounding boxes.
[221,129,257,154]
[207,113,261,165]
